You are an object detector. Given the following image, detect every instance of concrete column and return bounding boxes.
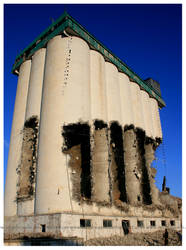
[123,129,142,205]
[105,62,122,124]
[90,50,107,122]
[144,143,160,204]
[118,72,133,127]
[4,60,31,216]
[17,48,46,216]
[35,36,91,214]
[91,125,110,203]
[130,81,145,131]
[25,48,46,120]
[90,50,110,203]
[150,98,162,139]
[140,90,154,139]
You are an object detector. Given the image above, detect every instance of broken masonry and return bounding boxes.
[61,121,161,207]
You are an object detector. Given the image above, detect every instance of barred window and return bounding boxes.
[137,220,144,227]
[150,220,156,227]
[80,219,91,227]
[161,220,166,226]
[103,220,112,227]
[170,220,175,226]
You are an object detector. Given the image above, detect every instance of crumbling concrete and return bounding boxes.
[110,122,127,204]
[91,121,110,204]
[135,129,146,205]
[123,127,142,205]
[17,116,39,201]
[62,123,92,201]
[144,141,160,205]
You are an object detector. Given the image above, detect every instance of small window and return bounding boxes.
[103,220,112,227]
[137,220,144,227]
[170,220,175,226]
[150,221,156,227]
[161,220,166,226]
[41,224,46,232]
[80,219,91,228]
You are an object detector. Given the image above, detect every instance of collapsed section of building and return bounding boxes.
[4,11,181,244]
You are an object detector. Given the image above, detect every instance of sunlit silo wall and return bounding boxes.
[5,24,163,218]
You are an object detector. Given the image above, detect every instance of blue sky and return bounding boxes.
[4,4,182,198]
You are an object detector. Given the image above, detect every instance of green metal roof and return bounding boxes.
[12,11,165,108]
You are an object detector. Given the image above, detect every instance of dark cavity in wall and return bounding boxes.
[136,129,152,205]
[110,122,127,203]
[62,123,91,200]
[17,116,39,200]
[94,120,107,130]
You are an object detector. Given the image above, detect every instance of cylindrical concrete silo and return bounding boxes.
[140,90,155,139]
[5,60,31,216]
[105,62,122,124]
[90,50,107,122]
[150,98,162,139]
[35,36,91,214]
[25,48,46,120]
[90,50,110,203]
[124,128,142,205]
[118,72,134,128]
[17,48,46,216]
[130,81,145,131]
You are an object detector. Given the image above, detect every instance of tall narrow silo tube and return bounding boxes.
[118,72,134,128]
[105,62,122,124]
[5,60,31,216]
[35,36,91,214]
[17,48,46,216]
[150,98,162,139]
[140,90,154,139]
[130,81,145,131]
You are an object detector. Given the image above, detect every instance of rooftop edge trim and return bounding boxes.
[11,11,165,108]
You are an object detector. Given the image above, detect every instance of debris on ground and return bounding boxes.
[84,229,182,246]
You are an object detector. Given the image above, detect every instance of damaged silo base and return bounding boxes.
[4,198,181,245]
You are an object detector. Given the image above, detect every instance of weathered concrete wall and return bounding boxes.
[130,81,145,131]
[91,123,110,203]
[123,128,142,205]
[144,142,160,205]
[25,48,46,120]
[17,117,39,216]
[5,60,31,216]
[105,62,122,123]
[17,48,46,216]
[5,34,165,220]
[35,36,91,214]
[110,122,127,205]
[35,36,71,214]
[90,50,107,122]
[118,73,134,127]
[140,90,154,138]
[150,98,162,139]
[4,213,181,242]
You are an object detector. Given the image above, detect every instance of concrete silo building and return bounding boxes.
[4,11,181,244]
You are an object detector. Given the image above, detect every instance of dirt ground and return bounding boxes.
[84,229,182,246]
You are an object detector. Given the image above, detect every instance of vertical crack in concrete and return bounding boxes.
[110,122,127,203]
[62,123,92,201]
[17,116,39,201]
